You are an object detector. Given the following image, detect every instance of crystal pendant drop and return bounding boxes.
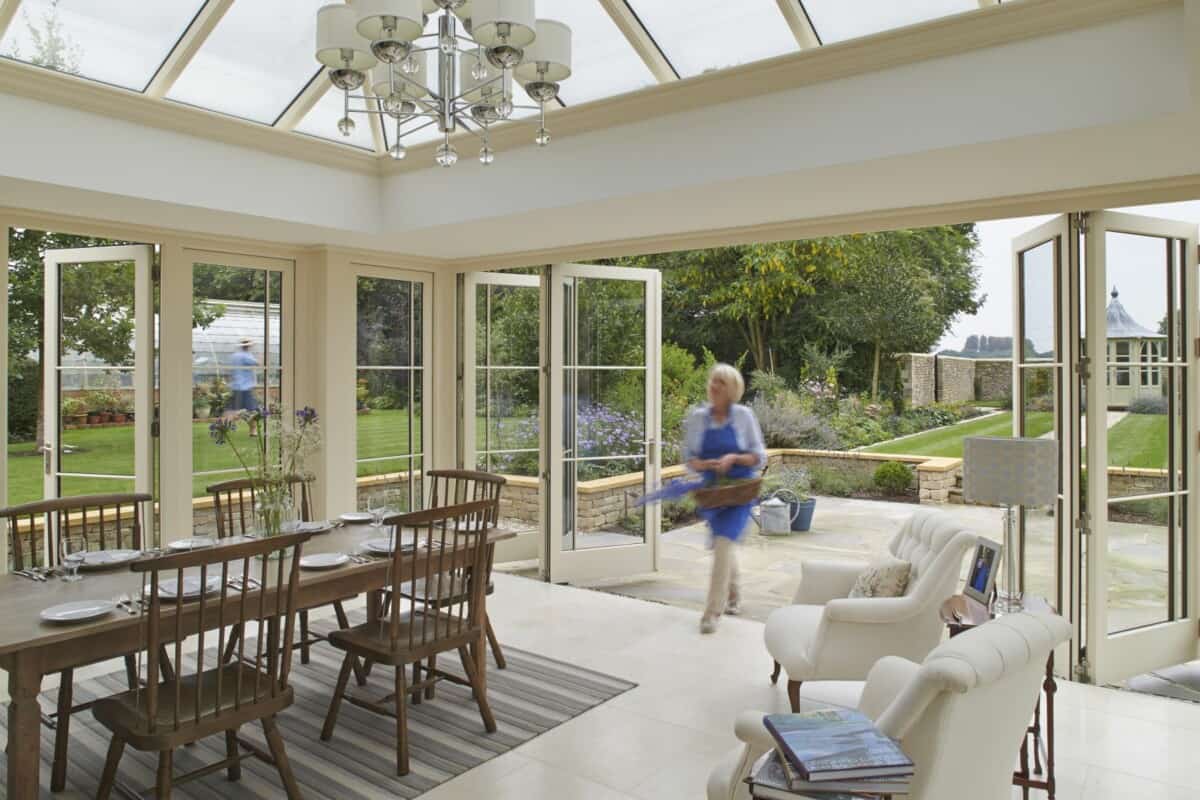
[479,145,494,165]
[435,142,458,167]
[401,56,419,75]
[439,34,456,54]
[383,92,405,116]
[535,127,551,147]
[337,116,356,137]
[389,142,407,160]
[496,97,514,119]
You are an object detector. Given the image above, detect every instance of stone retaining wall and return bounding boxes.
[936,356,977,405]
[974,359,1012,402]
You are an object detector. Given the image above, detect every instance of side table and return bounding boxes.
[939,594,1057,800]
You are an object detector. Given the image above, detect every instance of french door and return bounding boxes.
[1013,212,1199,684]
[546,264,661,584]
[42,245,155,548]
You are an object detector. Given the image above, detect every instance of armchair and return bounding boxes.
[765,509,976,711]
[710,611,1072,800]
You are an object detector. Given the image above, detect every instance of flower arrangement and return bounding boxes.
[208,405,322,537]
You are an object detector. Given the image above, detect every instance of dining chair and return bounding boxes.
[92,529,312,799]
[206,476,361,681]
[320,499,499,776]
[0,492,153,793]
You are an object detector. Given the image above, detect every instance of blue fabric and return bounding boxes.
[229,349,257,391]
[697,412,757,542]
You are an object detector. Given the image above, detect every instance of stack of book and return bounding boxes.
[746,709,914,799]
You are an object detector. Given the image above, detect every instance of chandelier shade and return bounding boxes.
[515,19,572,82]
[459,51,504,103]
[354,0,425,43]
[315,4,378,71]
[471,0,537,48]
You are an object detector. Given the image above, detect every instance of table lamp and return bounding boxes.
[962,436,1059,613]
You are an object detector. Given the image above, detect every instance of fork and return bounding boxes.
[113,595,139,615]
[14,570,42,582]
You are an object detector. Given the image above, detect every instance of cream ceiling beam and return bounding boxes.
[276,69,333,130]
[0,0,24,40]
[145,0,234,98]
[596,0,677,83]
[777,1,821,49]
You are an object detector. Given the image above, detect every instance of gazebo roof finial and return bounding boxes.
[1111,285,1119,299]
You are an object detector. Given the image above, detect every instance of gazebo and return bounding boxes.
[1106,286,1166,408]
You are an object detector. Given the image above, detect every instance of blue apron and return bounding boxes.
[697,411,757,542]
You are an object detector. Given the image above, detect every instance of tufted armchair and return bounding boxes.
[711,611,1071,800]
[765,509,976,711]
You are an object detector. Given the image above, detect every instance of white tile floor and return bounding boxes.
[40,572,1200,799]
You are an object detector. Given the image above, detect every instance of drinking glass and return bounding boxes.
[60,536,87,582]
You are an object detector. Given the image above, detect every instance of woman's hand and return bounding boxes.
[714,453,742,475]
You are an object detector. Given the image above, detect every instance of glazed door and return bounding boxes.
[546,263,661,584]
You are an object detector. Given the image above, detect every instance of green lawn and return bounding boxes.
[861,411,1055,458]
[1105,413,1169,469]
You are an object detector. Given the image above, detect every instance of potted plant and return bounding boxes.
[762,466,816,533]
[83,391,108,425]
[356,379,371,414]
[61,397,87,427]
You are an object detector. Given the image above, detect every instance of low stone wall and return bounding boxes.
[974,359,1012,402]
[1108,467,1169,497]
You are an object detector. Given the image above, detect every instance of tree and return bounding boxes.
[819,227,982,400]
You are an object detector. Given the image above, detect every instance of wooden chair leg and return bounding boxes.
[360,658,375,684]
[321,653,355,741]
[221,625,242,666]
[263,715,303,800]
[158,646,176,683]
[411,661,422,705]
[156,750,173,799]
[424,655,437,700]
[787,680,802,713]
[459,644,497,733]
[225,728,241,781]
[332,601,367,686]
[96,735,126,800]
[299,610,311,665]
[50,668,73,792]
[770,660,781,685]
[124,654,138,689]
[485,615,507,670]
[395,663,410,776]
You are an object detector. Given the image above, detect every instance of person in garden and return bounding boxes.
[684,363,767,634]
[228,337,260,436]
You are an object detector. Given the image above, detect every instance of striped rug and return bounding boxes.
[3,618,636,798]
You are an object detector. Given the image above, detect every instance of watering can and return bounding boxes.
[759,493,799,535]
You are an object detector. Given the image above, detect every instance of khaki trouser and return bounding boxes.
[704,535,740,619]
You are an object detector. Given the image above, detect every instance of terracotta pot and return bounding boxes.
[112,413,127,423]
[86,413,102,425]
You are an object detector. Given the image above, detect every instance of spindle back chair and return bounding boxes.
[205,475,312,539]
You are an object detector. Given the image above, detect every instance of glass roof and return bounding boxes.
[0,0,1007,155]
[167,0,327,124]
[0,0,204,91]
[801,0,979,45]
[628,0,799,78]
[295,86,377,151]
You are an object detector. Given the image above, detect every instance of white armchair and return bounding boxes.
[765,509,976,710]
[710,611,1072,800]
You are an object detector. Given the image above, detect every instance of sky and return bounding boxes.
[936,200,1200,353]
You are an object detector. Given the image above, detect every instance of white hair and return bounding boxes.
[708,363,745,403]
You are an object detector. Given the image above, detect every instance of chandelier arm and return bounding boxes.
[447,74,505,105]
[391,70,440,103]
[454,116,490,143]
[396,117,442,139]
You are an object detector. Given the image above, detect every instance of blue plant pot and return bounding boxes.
[790,499,816,532]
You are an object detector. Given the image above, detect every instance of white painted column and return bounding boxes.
[320,249,359,514]
[159,240,194,544]
[430,267,458,472]
[292,248,328,519]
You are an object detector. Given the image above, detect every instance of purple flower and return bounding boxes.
[295,406,319,426]
[209,418,236,444]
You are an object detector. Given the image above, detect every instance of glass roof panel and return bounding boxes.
[801,0,978,44]
[167,0,328,124]
[0,0,204,91]
[294,87,377,151]
[626,0,798,78]
[539,0,658,105]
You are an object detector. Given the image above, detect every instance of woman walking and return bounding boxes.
[683,364,766,634]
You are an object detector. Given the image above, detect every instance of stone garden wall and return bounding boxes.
[899,354,936,408]
[898,353,1015,407]
[974,359,1013,402]
[935,356,977,405]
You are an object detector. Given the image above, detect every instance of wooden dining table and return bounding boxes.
[0,523,514,799]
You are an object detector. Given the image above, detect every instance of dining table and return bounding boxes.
[0,521,514,799]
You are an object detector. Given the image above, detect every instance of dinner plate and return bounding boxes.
[40,600,116,624]
[156,575,222,600]
[363,535,415,555]
[78,549,141,570]
[299,553,350,570]
[168,537,216,551]
[339,512,374,524]
[285,520,336,534]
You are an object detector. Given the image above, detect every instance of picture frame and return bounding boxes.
[963,536,1003,606]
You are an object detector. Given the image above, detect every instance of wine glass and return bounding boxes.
[60,536,87,582]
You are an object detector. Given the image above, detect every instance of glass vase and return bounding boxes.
[255,482,295,543]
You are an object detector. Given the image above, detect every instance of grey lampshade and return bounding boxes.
[962,436,1059,507]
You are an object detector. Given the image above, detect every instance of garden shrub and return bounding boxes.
[7,357,39,442]
[1128,395,1168,415]
[873,461,913,495]
[808,466,871,497]
[750,396,841,450]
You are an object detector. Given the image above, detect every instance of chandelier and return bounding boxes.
[315,0,572,166]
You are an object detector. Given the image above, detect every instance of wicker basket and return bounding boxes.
[693,478,762,509]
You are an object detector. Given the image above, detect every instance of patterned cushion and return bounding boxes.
[848,557,912,599]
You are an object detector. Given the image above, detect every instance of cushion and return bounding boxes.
[848,557,911,599]
[764,603,823,677]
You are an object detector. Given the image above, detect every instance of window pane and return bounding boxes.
[802,0,976,44]
[357,370,416,459]
[541,0,658,104]
[357,277,414,366]
[168,0,326,124]
[627,0,798,78]
[0,0,204,91]
[295,87,378,151]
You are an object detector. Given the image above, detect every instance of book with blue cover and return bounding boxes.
[747,750,909,799]
[763,709,914,782]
